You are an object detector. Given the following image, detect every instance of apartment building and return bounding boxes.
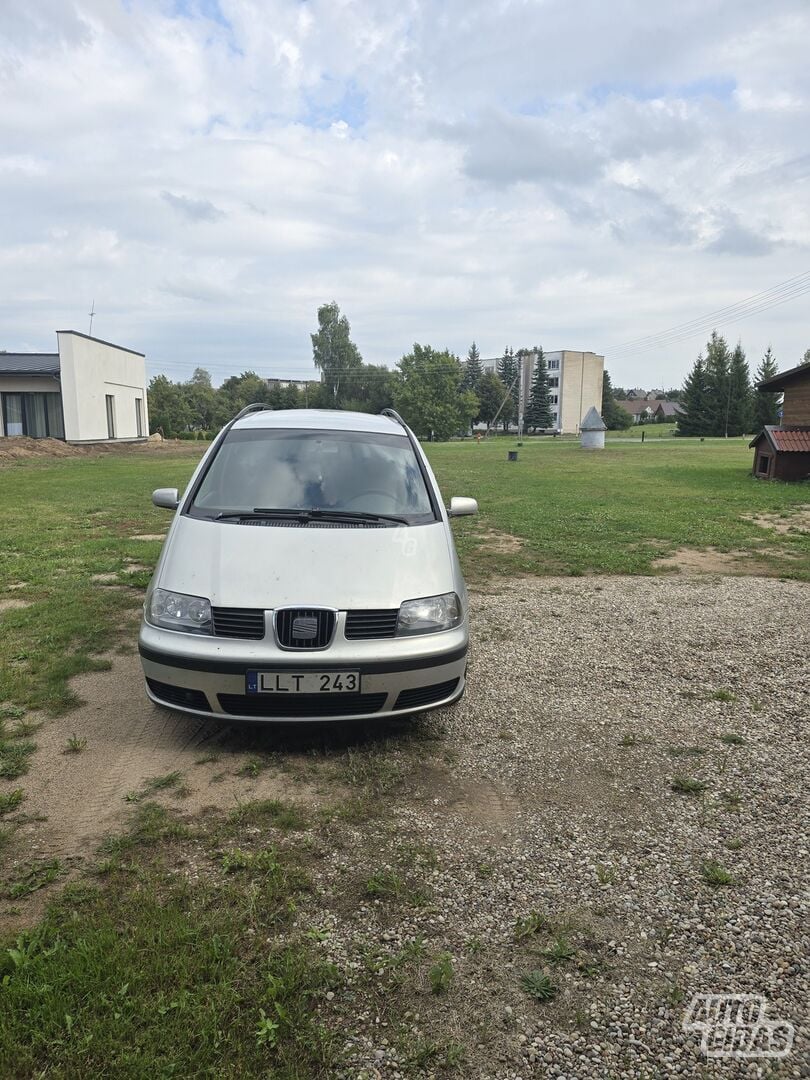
[481,350,604,433]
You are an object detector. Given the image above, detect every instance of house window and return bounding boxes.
[2,394,24,436]
[549,377,559,388]
[548,359,560,370]
[1,392,64,438]
[549,394,558,405]
[135,398,144,437]
[105,395,116,439]
[757,454,770,476]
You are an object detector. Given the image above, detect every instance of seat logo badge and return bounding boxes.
[292,616,318,641]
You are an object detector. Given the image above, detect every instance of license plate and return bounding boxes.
[246,671,361,694]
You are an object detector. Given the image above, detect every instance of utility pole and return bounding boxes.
[88,300,95,337]
[517,352,526,437]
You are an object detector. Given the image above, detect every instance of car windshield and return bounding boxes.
[189,427,436,524]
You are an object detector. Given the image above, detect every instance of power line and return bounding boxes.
[608,270,810,363]
[611,270,810,351]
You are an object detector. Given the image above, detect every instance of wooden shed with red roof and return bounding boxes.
[749,362,810,481]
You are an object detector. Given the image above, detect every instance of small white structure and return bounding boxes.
[0,331,148,442]
[579,406,606,449]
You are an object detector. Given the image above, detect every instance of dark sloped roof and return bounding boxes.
[0,353,60,376]
[749,425,810,452]
[617,398,654,415]
[756,361,810,392]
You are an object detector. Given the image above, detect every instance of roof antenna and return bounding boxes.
[88,300,95,337]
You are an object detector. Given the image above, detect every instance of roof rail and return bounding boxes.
[231,402,273,423]
[380,407,407,429]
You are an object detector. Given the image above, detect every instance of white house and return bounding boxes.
[0,331,149,442]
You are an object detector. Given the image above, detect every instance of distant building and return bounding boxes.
[617,398,680,424]
[0,331,148,442]
[265,377,315,391]
[749,362,810,481]
[480,350,604,433]
[653,401,683,421]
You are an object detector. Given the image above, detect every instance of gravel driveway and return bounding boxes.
[9,573,808,1077]
[311,574,809,1078]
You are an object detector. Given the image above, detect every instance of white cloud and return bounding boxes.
[1,0,809,386]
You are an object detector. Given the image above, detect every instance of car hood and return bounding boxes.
[156,516,455,609]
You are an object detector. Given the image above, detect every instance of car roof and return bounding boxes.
[232,408,406,435]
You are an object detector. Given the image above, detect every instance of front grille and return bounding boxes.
[275,608,335,650]
[212,607,265,640]
[218,692,387,718]
[146,678,210,712]
[345,609,399,639]
[394,679,460,711]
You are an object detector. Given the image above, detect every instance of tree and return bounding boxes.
[462,342,483,394]
[726,342,753,436]
[476,371,509,430]
[147,375,192,437]
[184,368,217,430]
[342,364,397,414]
[190,367,212,387]
[677,355,712,436]
[800,348,810,368]
[311,302,364,404]
[216,371,269,425]
[753,348,780,430]
[703,331,732,435]
[497,348,519,431]
[601,369,633,430]
[392,345,478,440]
[524,348,554,431]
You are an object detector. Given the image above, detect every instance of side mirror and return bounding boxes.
[448,496,478,517]
[152,487,180,510]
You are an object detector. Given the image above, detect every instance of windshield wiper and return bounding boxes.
[307,508,410,526]
[212,507,409,526]
[214,508,311,521]
[252,507,410,526]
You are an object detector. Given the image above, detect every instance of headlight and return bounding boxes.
[397,592,462,635]
[147,588,212,634]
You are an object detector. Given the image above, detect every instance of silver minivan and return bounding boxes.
[139,406,477,722]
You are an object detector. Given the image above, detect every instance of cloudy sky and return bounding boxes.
[2,0,809,387]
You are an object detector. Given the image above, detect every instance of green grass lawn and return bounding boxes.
[605,422,678,438]
[0,446,202,714]
[426,435,810,580]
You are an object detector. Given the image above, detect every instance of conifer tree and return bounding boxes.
[524,348,553,431]
[726,342,753,436]
[462,342,483,393]
[753,348,780,429]
[703,331,732,435]
[677,355,712,436]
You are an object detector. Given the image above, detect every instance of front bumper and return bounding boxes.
[138,620,468,722]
